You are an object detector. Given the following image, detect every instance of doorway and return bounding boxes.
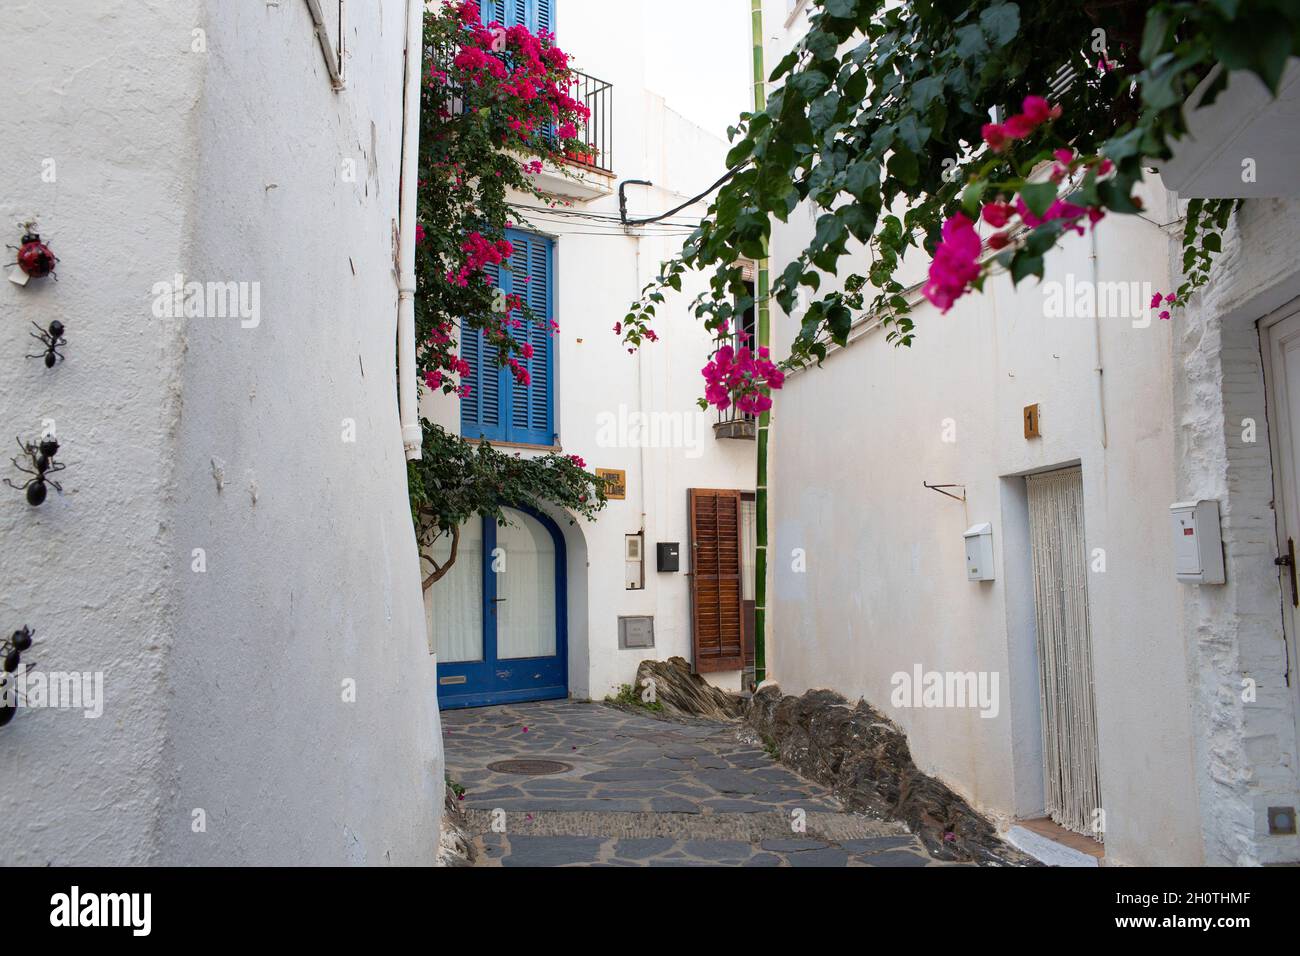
[1026,467,1104,840]
[431,507,568,709]
[1259,300,1300,753]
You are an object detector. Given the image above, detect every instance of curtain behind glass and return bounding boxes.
[497,509,557,660]
[426,518,484,663]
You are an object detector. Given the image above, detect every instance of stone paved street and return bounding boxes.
[443,700,964,867]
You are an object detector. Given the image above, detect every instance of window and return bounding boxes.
[479,0,555,35]
[460,229,556,447]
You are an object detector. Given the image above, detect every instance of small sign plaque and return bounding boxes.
[597,468,627,500]
[1024,404,1041,439]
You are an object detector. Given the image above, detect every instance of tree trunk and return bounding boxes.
[421,522,461,591]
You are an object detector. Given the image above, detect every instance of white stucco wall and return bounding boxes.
[766,180,1205,866]
[424,0,757,701]
[0,0,442,865]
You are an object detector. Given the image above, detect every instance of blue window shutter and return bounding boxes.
[512,0,529,30]
[535,0,554,35]
[461,234,553,446]
[504,229,555,446]
[480,1,507,26]
[461,261,506,441]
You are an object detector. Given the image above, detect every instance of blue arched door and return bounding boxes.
[431,507,568,710]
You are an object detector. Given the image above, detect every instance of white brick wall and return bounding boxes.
[1176,197,1300,865]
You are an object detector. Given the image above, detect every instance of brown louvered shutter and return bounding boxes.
[689,489,745,673]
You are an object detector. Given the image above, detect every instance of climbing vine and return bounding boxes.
[621,0,1300,409]
[409,422,608,588]
[416,0,591,398]
[412,2,607,569]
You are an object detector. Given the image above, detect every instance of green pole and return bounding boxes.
[751,0,770,688]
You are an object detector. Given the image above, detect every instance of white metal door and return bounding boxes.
[1027,467,1103,840]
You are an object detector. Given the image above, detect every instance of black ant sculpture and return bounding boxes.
[26,320,66,368]
[4,437,65,506]
[0,626,34,728]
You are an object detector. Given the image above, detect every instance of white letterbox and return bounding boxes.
[964,523,995,582]
[1170,500,1225,585]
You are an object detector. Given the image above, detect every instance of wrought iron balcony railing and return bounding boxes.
[430,43,613,175]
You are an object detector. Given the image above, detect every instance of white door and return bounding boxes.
[1260,302,1300,754]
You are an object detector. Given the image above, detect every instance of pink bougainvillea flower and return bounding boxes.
[1002,113,1037,139]
[981,202,1013,228]
[1160,310,1171,321]
[1021,95,1061,125]
[987,231,1011,251]
[567,454,586,468]
[1165,293,1177,304]
[981,122,1010,152]
[1151,292,1164,309]
[415,223,426,244]
[923,212,982,314]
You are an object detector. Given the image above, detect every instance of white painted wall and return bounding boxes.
[766,188,1206,866]
[757,0,1300,868]
[0,0,441,865]
[424,0,757,700]
[1173,196,1300,866]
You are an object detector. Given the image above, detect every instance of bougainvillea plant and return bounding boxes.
[416,0,592,399]
[620,0,1300,412]
[412,2,606,564]
[410,422,608,587]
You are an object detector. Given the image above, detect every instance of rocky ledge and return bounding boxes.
[746,686,1035,866]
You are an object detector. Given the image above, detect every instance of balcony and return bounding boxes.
[714,404,757,441]
[432,43,614,200]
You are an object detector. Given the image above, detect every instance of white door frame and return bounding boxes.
[1258,297,1300,755]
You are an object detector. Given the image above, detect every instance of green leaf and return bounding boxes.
[887,149,920,186]
[1203,232,1222,253]
[1011,253,1044,284]
[979,3,1021,47]
[961,180,987,216]
[1019,181,1057,219]
[955,24,988,59]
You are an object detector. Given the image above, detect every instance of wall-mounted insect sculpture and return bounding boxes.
[26,320,66,368]
[6,228,58,281]
[5,437,65,506]
[0,627,34,728]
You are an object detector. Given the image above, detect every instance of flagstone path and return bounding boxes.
[442,699,965,867]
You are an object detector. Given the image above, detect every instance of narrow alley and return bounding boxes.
[444,701,968,867]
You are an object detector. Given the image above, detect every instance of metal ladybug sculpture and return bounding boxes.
[7,230,58,281]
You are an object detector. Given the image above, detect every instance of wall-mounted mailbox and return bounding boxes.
[618,616,655,650]
[964,523,995,582]
[1171,500,1225,584]
[657,542,680,573]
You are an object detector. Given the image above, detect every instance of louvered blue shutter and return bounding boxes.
[479,1,507,26]
[505,229,555,446]
[461,261,505,441]
[535,0,554,35]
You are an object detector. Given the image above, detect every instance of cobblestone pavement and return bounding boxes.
[443,700,964,867]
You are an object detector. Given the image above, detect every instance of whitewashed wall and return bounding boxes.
[0,0,441,865]
[766,179,1208,866]
[424,0,757,700]
[1174,197,1300,866]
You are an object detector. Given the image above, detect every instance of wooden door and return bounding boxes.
[688,489,745,673]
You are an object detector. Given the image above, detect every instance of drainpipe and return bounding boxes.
[398,0,424,461]
[751,0,771,687]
